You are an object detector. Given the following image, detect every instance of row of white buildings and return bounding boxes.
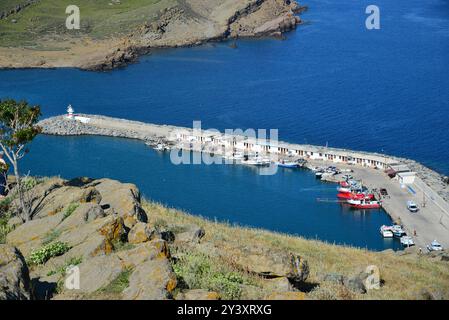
[173,129,397,170]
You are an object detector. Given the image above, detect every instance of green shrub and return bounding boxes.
[99,268,133,294]
[0,223,13,244]
[0,211,13,244]
[62,203,79,220]
[0,197,12,213]
[28,241,70,265]
[22,176,39,191]
[172,252,247,299]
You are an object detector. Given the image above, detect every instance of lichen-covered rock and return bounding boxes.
[176,289,220,300]
[0,245,32,300]
[128,222,157,244]
[174,224,205,244]
[6,211,65,256]
[123,257,177,300]
[72,254,125,293]
[208,243,309,282]
[344,268,381,294]
[116,240,170,269]
[84,204,106,222]
[92,179,148,223]
[80,187,102,204]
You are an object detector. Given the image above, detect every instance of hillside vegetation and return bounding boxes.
[0,0,170,47]
[2,177,447,300]
[0,0,304,69]
[145,202,449,300]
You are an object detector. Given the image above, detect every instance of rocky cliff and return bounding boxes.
[0,177,311,300]
[0,0,306,70]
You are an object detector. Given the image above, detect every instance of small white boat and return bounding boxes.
[380,225,393,238]
[427,240,443,252]
[243,158,270,167]
[154,143,168,151]
[276,161,300,168]
[400,236,415,247]
[391,225,406,237]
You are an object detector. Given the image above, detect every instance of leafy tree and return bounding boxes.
[0,99,41,222]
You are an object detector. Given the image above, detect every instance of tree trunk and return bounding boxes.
[12,155,30,222]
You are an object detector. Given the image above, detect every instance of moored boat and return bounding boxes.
[400,236,415,247]
[380,225,394,238]
[337,192,374,200]
[347,198,381,209]
[337,186,352,193]
[391,225,406,237]
[276,161,300,168]
[243,158,270,167]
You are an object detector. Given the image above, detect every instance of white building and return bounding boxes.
[397,172,416,185]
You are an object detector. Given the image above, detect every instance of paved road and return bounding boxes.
[346,166,449,250]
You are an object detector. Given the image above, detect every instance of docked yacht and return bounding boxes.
[391,225,406,237]
[243,157,270,167]
[315,170,324,178]
[380,225,394,238]
[154,143,169,151]
[400,236,415,247]
[276,161,300,168]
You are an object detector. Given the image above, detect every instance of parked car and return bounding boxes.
[407,201,419,213]
[427,240,443,252]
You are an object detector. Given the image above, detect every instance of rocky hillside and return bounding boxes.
[0,0,306,70]
[1,177,448,300]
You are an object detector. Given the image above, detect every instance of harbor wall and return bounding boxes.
[38,114,449,204]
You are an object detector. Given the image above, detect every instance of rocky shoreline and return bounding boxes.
[0,0,306,71]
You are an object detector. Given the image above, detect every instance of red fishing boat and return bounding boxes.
[347,199,381,209]
[337,192,374,200]
[337,186,352,193]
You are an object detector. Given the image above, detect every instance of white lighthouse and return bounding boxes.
[67,104,74,119]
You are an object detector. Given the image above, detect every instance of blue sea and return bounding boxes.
[1,0,448,250]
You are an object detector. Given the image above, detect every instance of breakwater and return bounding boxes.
[39,114,449,203]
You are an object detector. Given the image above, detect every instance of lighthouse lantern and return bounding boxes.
[67,104,74,119]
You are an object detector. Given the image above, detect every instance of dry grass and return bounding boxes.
[143,201,449,300]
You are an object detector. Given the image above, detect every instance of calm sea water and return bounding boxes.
[21,135,402,251]
[1,0,448,250]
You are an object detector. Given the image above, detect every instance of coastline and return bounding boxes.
[38,114,449,250]
[0,0,305,71]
